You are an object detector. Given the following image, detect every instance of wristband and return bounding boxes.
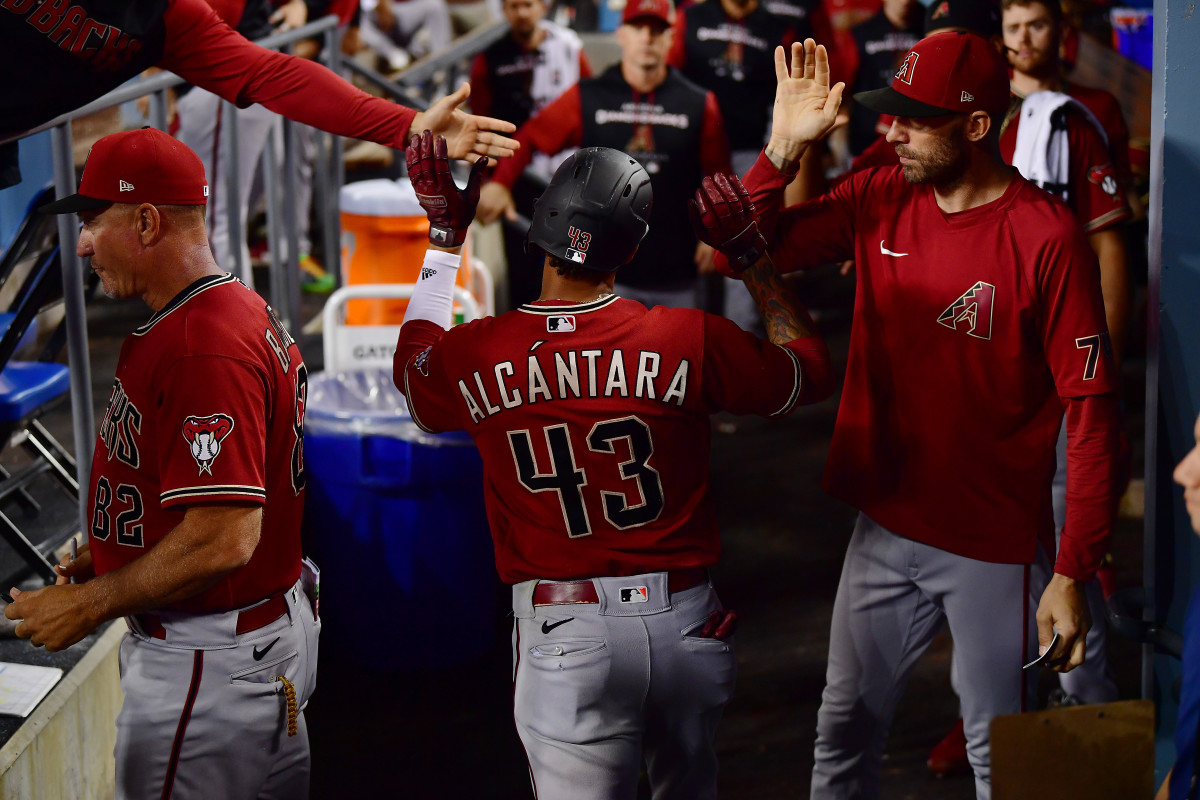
[403,249,461,329]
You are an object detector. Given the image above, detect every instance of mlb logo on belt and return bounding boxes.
[620,586,649,603]
[547,315,576,332]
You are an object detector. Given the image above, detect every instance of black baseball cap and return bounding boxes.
[925,0,1001,38]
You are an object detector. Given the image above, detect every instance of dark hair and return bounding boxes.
[547,253,610,282]
[1000,0,1062,24]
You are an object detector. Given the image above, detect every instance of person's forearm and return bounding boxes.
[1056,393,1120,581]
[81,506,262,624]
[740,252,819,344]
[1089,228,1131,372]
[765,136,811,175]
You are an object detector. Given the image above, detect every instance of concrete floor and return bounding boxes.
[22,265,1147,799]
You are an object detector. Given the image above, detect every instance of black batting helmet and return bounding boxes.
[527,147,652,272]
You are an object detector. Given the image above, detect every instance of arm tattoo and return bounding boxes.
[740,252,818,344]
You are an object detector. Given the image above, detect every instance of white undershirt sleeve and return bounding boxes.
[402,249,461,330]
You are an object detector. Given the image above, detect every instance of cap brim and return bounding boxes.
[37,193,112,215]
[854,86,952,118]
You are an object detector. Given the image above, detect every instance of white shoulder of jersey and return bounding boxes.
[539,19,584,51]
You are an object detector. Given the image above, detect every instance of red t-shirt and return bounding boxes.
[740,155,1118,573]
[89,275,307,613]
[394,298,833,583]
[999,96,1131,233]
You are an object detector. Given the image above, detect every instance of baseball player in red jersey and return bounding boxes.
[7,128,318,799]
[729,36,1121,798]
[394,130,836,798]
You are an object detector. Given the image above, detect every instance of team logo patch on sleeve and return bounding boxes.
[1087,164,1120,199]
[182,414,235,475]
[414,346,433,376]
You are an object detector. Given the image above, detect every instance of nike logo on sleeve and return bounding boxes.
[880,240,909,257]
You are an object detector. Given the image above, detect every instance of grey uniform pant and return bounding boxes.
[511,573,735,800]
[115,577,320,800]
[810,515,1037,800]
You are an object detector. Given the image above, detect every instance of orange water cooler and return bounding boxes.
[339,179,474,325]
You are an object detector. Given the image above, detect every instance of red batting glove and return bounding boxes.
[698,608,738,640]
[405,129,490,247]
[688,173,768,273]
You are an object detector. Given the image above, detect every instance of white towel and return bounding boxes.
[1010,90,1106,202]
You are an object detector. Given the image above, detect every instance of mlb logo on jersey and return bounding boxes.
[182,414,236,475]
[620,586,649,603]
[895,52,918,85]
[547,315,576,332]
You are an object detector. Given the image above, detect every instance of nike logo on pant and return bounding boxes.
[541,618,573,634]
[253,637,280,661]
[880,240,909,257]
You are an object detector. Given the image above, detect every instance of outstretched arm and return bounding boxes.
[690,172,820,346]
[765,38,845,174]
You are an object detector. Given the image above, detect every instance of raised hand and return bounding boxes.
[411,83,520,163]
[405,130,491,247]
[768,39,846,168]
[689,173,768,273]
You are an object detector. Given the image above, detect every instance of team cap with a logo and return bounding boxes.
[924,0,1001,38]
[622,0,673,27]
[854,31,1010,119]
[40,127,209,215]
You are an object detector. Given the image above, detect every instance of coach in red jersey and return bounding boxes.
[0,0,519,189]
[8,129,319,798]
[476,0,732,311]
[736,36,1120,798]
[395,132,834,797]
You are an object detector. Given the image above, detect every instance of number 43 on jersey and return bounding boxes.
[508,415,664,538]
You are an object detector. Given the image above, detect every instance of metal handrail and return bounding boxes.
[11,15,344,535]
[394,20,511,88]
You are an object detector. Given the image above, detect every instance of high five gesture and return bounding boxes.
[767,39,846,172]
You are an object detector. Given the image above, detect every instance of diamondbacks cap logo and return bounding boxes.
[620,586,649,603]
[938,281,996,340]
[182,414,235,475]
[895,51,918,85]
[547,315,576,332]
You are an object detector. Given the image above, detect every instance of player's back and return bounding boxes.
[430,297,747,582]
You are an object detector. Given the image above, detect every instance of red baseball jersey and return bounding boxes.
[395,297,832,583]
[740,155,1117,568]
[88,274,307,613]
[1000,94,1131,233]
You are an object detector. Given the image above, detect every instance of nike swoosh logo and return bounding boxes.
[253,637,280,661]
[880,240,909,257]
[541,618,573,634]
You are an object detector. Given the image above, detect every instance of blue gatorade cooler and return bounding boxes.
[303,369,495,670]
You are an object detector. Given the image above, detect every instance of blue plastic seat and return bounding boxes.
[0,362,69,423]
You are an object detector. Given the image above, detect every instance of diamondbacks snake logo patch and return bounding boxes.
[182,414,235,475]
